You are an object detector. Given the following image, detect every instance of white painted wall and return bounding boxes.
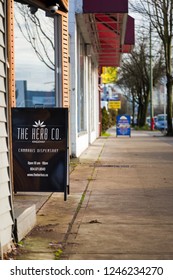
[69,0,100,158]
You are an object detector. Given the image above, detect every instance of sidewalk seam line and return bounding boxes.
[61,141,106,254]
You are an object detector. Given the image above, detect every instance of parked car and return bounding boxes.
[146,116,151,126]
[155,114,167,131]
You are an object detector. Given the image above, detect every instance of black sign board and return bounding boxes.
[12,108,69,200]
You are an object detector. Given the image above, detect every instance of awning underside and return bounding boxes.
[82,0,134,67]
[86,12,134,67]
[95,13,123,66]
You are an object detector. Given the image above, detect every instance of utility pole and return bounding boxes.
[149,19,154,130]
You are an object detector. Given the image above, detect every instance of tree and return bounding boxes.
[117,35,165,127]
[101,67,118,84]
[130,0,173,135]
[101,107,110,132]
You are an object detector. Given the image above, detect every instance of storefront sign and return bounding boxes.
[116,115,131,137]
[12,108,69,199]
[108,100,121,110]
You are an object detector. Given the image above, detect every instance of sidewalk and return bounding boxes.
[13,129,173,260]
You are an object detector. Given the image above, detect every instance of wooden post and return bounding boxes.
[7,0,15,193]
[7,0,15,108]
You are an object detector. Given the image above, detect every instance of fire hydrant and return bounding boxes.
[151,117,155,130]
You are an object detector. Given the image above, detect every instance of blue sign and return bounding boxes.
[116,115,131,137]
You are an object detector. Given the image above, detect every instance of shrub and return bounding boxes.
[101,107,110,132]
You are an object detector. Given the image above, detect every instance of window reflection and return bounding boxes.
[14,3,55,107]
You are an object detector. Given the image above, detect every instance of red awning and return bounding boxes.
[123,16,135,53]
[83,0,134,67]
[83,0,128,14]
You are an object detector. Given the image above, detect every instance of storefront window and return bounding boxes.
[91,63,95,131]
[14,3,55,107]
[77,32,85,132]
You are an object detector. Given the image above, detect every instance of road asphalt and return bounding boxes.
[13,128,173,260]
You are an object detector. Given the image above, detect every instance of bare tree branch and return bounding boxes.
[117,31,165,126]
[15,3,55,71]
[129,0,173,134]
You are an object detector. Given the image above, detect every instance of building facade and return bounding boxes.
[1,0,69,256]
[0,0,134,255]
[0,0,14,255]
[69,1,99,157]
[69,0,134,157]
